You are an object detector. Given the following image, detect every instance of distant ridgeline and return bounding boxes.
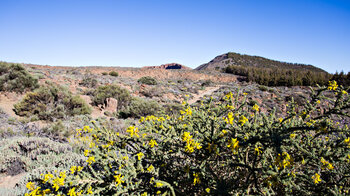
[196,52,345,87]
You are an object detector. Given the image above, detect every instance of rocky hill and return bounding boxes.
[143,63,191,70]
[195,52,327,73]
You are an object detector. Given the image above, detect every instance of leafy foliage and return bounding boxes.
[92,84,132,110]
[14,83,91,121]
[0,62,39,92]
[138,76,157,85]
[24,81,350,195]
[119,97,164,119]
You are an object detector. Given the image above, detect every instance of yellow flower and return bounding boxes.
[87,156,95,165]
[312,173,322,184]
[328,80,338,90]
[155,182,163,187]
[149,139,158,148]
[182,132,192,142]
[84,149,90,156]
[42,173,53,183]
[122,156,129,161]
[70,166,77,174]
[320,157,334,170]
[137,152,144,160]
[141,192,148,196]
[26,181,36,191]
[205,188,210,193]
[224,112,234,125]
[59,171,66,178]
[87,186,93,194]
[290,133,296,139]
[77,166,83,172]
[147,164,154,172]
[239,115,248,126]
[52,177,65,191]
[114,173,125,187]
[345,137,350,147]
[342,90,348,95]
[68,187,77,196]
[225,92,233,100]
[255,146,262,156]
[227,138,239,154]
[274,152,293,170]
[126,126,140,138]
[193,173,201,185]
[316,100,321,104]
[252,104,259,112]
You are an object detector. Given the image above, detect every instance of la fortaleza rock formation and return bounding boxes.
[142,63,191,70]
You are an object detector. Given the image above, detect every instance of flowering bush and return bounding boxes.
[25,81,349,195]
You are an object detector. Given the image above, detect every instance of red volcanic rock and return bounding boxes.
[143,63,191,70]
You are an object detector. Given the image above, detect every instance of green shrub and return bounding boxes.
[138,76,157,85]
[119,97,164,119]
[79,76,98,88]
[109,71,119,77]
[102,72,108,75]
[92,84,132,110]
[14,83,91,121]
[0,62,39,92]
[25,81,350,195]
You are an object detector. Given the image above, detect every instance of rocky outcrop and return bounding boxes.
[143,63,191,70]
[104,98,118,113]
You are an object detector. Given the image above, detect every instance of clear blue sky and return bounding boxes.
[0,0,349,73]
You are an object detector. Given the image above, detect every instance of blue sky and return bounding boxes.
[0,0,349,73]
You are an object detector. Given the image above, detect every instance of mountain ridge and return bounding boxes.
[196,52,327,73]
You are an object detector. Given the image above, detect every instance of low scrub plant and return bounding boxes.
[119,97,164,119]
[138,76,157,85]
[109,71,119,77]
[14,83,91,121]
[79,77,98,88]
[24,81,350,195]
[0,62,39,92]
[92,84,131,110]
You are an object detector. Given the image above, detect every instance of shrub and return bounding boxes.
[92,84,132,110]
[79,76,98,88]
[0,62,39,92]
[102,72,108,75]
[25,81,350,195]
[119,97,164,119]
[201,79,212,87]
[0,137,86,195]
[109,71,119,77]
[138,76,157,85]
[14,83,91,121]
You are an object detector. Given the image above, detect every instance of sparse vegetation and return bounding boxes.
[14,83,91,121]
[0,62,39,92]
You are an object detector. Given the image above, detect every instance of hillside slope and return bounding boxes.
[196,52,327,73]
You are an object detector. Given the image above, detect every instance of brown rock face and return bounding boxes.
[104,98,118,113]
[143,63,191,70]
